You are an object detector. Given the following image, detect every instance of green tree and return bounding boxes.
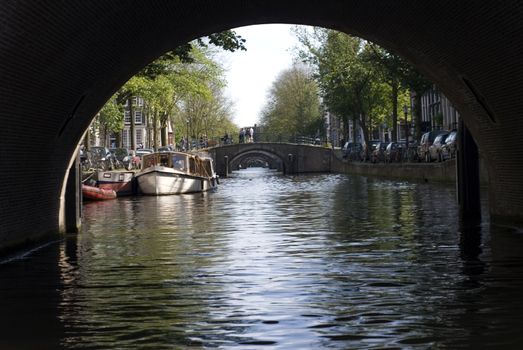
[116,75,149,150]
[402,67,432,140]
[295,28,386,144]
[260,65,322,141]
[178,82,237,145]
[98,94,124,146]
[172,46,234,146]
[139,30,246,79]
[96,30,245,149]
[363,44,412,142]
[294,27,427,145]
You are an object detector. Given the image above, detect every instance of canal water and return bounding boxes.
[2,168,523,349]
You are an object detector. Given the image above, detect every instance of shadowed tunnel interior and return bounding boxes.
[229,151,284,172]
[1,1,523,251]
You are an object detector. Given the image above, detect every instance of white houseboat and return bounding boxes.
[136,151,218,195]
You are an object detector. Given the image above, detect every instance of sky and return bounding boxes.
[217,24,301,128]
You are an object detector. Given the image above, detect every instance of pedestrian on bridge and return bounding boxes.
[239,128,245,144]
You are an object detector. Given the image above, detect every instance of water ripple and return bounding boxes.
[3,169,523,349]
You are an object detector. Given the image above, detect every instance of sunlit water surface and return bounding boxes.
[2,168,523,349]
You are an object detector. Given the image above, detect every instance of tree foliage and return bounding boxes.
[98,94,124,132]
[95,31,244,148]
[139,30,246,80]
[260,65,322,140]
[293,26,433,143]
[294,28,388,143]
[177,81,237,142]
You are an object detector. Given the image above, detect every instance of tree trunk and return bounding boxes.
[161,112,167,146]
[115,131,121,148]
[368,113,373,141]
[128,97,135,150]
[360,113,370,146]
[161,127,167,146]
[391,82,398,142]
[343,115,349,142]
[153,110,158,150]
[85,128,91,150]
[101,125,107,147]
[414,91,422,142]
[145,115,150,148]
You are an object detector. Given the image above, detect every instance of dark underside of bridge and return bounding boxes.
[1,1,523,252]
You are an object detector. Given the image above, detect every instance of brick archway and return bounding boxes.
[1,1,523,251]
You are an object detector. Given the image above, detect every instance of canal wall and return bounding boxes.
[208,144,488,185]
[330,153,489,185]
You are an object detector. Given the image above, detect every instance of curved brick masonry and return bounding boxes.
[1,1,523,252]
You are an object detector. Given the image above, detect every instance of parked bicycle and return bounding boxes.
[81,146,115,171]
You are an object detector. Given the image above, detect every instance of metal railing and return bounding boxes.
[179,134,329,148]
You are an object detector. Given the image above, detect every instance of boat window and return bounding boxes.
[143,154,156,168]
[172,154,186,172]
[204,160,212,176]
[160,154,170,166]
[189,158,196,174]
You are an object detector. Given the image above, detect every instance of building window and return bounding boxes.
[124,97,144,107]
[135,111,143,124]
[136,129,143,146]
[130,96,144,107]
[122,129,129,148]
[109,133,117,148]
[125,111,143,124]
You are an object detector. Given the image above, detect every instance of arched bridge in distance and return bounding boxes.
[208,143,334,176]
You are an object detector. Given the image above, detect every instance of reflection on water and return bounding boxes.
[2,168,523,349]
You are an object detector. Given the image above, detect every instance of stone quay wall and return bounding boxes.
[330,154,489,185]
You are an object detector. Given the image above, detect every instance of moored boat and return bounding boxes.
[136,151,218,195]
[96,170,136,196]
[82,184,117,201]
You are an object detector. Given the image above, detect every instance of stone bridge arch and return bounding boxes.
[228,149,286,173]
[1,1,523,251]
[208,143,333,176]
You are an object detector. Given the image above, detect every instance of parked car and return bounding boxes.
[417,130,448,162]
[371,142,388,163]
[158,145,173,152]
[136,148,154,159]
[385,142,404,163]
[440,130,458,161]
[348,142,363,161]
[361,140,380,162]
[342,142,363,161]
[428,132,450,162]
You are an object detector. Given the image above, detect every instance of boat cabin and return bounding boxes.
[142,151,214,178]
